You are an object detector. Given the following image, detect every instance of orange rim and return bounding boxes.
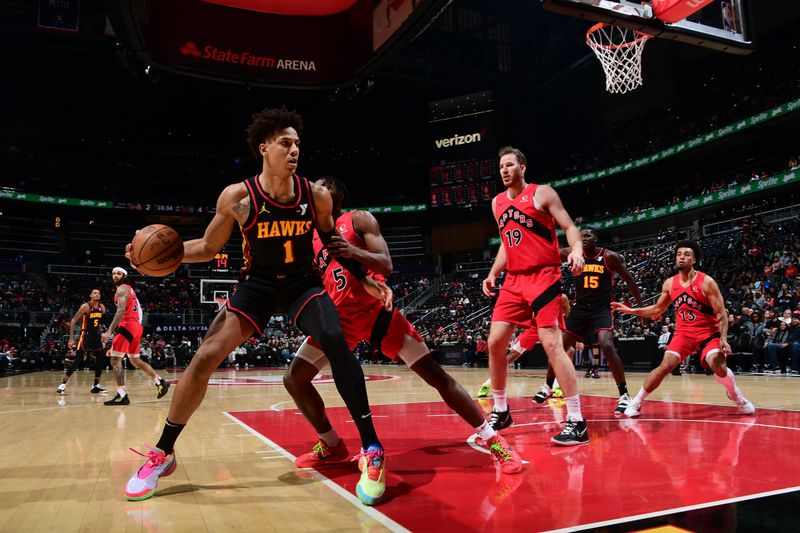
[586,22,652,50]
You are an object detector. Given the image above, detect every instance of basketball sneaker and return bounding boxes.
[532,384,553,404]
[590,368,600,379]
[584,367,592,378]
[125,445,177,501]
[90,384,107,394]
[614,393,631,416]
[56,383,66,394]
[727,391,756,415]
[624,398,642,418]
[551,420,589,446]
[553,385,564,398]
[477,382,491,398]
[353,446,386,506]
[155,378,170,399]
[488,409,514,432]
[487,434,522,474]
[294,439,350,468]
[104,393,131,406]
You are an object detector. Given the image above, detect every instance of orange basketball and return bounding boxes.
[130,224,184,277]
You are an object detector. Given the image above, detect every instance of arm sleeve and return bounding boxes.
[317,228,367,280]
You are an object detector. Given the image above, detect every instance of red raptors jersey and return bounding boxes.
[494,184,560,272]
[670,271,718,336]
[115,284,142,324]
[312,212,385,313]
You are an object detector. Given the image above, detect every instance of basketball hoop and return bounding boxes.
[586,23,652,94]
[214,296,227,311]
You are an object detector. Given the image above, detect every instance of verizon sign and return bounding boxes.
[434,131,484,149]
[179,41,317,71]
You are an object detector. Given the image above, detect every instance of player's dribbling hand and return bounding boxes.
[124,230,140,272]
[566,249,584,276]
[362,277,393,311]
[482,274,497,297]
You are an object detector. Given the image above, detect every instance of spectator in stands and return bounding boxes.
[140,341,153,363]
[765,320,791,373]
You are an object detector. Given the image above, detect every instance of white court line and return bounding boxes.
[540,485,800,533]
[222,411,410,533]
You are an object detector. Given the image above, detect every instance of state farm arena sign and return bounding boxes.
[168,373,399,387]
[137,0,373,85]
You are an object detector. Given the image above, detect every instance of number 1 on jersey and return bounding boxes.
[283,240,295,264]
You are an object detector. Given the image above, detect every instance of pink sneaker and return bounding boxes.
[125,445,177,501]
[295,439,350,468]
[487,434,523,474]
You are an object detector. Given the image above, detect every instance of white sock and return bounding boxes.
[492,389,507,412]
[475,421,497,441]
[118,387,127,398]
[154,376,162,385]
[318,428,339,447]
[553,378,559,389]
[565,394,583,422]
[634,387,650,404]
[481,378,491,388]
[714,367,740,399]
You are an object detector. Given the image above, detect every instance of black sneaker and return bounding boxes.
[156,378,171,399]
[551,420,589,446]
[590,368,600,379]
[104,393,130,406]
[532,384,553,404]
[584,368,592,378]
[488,409,514,432]
[90,384,107,394]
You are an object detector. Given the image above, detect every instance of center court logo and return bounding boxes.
[169,373,399,387]
[178,41,316,71]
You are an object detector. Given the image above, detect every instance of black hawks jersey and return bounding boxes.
[239,174,316,280]
[82,303,104,335]
[574,248,614,309]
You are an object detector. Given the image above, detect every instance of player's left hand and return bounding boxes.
[101,333,110,344]
[362,276,393,311]
[610,301,632,314]
[326,235,358,259]
[566,249,584,276]
[720,339,732,356]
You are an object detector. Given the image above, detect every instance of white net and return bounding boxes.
[586,23,651,94]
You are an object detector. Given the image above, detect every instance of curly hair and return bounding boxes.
[245,107,304,159]
[675,239,702,261]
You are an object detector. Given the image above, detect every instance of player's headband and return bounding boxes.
[112,267,128,276]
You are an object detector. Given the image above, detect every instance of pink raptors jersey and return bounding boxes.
[116,284,142,324]
[494,183,560,273]
[670,271,718,336]
[312,211,386,312]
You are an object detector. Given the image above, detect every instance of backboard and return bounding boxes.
[541,0,753,54]
[200,279,238,309]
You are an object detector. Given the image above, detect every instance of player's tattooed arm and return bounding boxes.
[231,195,251,226]
[103,286,128,342]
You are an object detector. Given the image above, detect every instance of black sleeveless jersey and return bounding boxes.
[239,174,316,280]
[82,303,104,335]
[574,248,614,309]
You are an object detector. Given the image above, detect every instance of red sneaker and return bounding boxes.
[487,434,523,474]
[294,439,350,468]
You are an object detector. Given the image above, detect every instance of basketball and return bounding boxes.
[130,224,184,276]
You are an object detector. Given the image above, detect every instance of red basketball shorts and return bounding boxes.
[665,332,722,367]
[112,321,143,356]
[491,266,563,329]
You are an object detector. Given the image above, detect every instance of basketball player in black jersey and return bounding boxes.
[57,289,108,394]
[123,107,392,505]
[532,228,643,415]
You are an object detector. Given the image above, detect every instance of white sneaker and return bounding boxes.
[614,393,631,416]
[125,446,177,501]
[624,398,642,418]
[56,383,66,394]
[532,384,553,404]
[728,392,755,415]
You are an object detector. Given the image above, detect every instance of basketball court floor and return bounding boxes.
[1,365,798,532]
